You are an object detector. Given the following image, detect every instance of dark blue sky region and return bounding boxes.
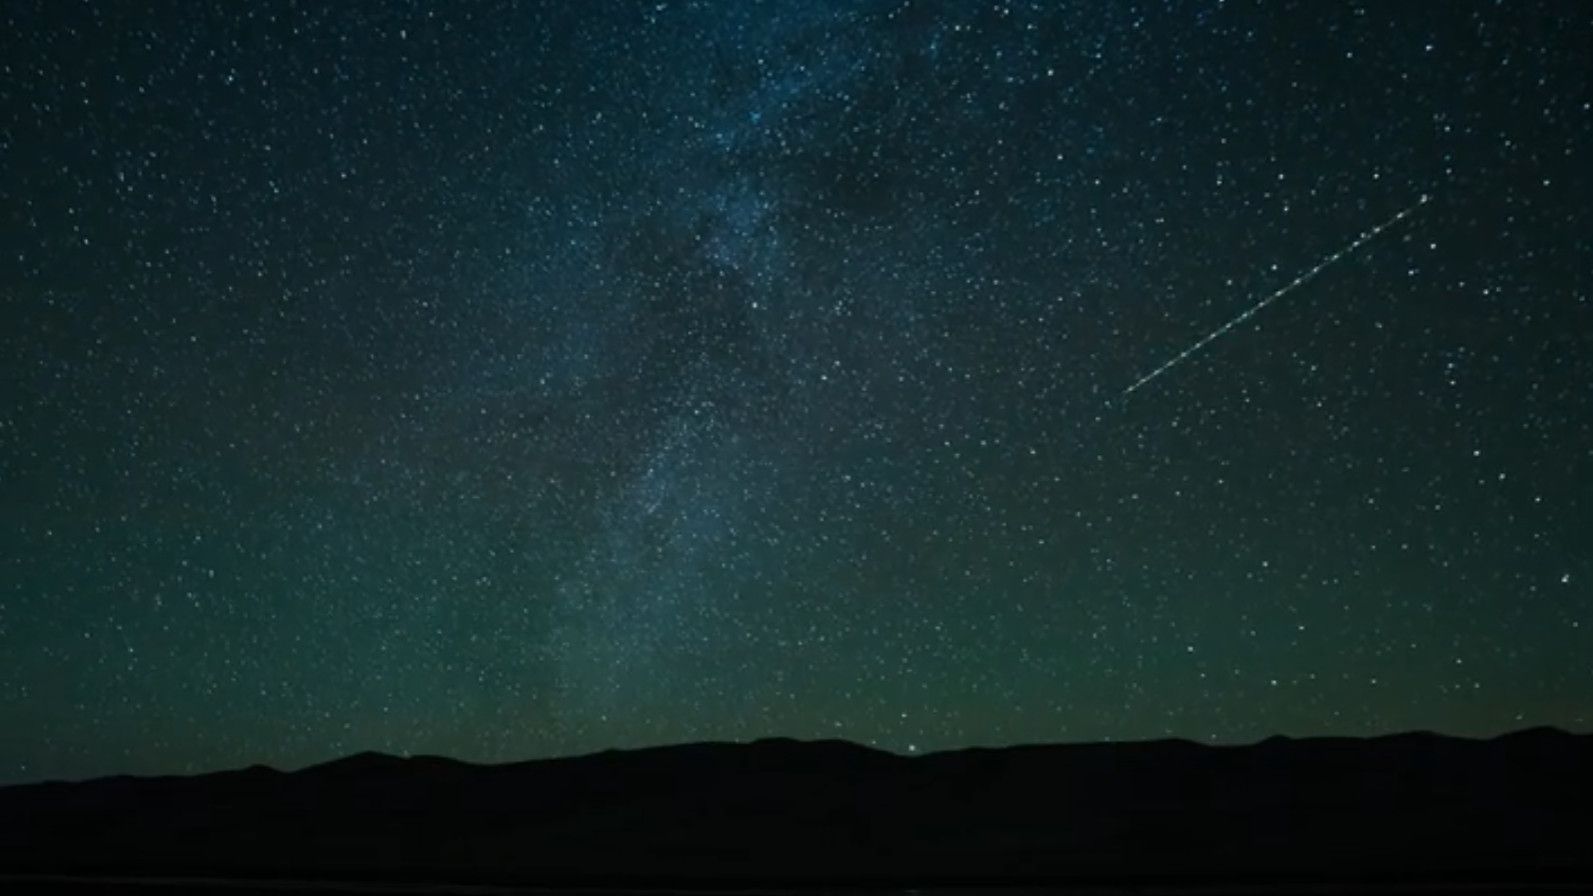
[1,0,1589,783]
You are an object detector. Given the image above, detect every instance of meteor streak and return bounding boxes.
[1122,194,1430,398]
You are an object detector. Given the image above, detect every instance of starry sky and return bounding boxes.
[2,0,1589,784]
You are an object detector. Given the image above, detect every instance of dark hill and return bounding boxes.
[1,730,1589,888]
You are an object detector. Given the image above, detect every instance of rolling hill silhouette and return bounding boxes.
[1,729,1589,889]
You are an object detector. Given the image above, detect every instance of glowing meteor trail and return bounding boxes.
[1122,194,1431,397]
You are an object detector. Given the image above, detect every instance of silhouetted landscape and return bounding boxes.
[1,728,1590,893]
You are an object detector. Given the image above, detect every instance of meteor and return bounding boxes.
[1122,194,1430,398]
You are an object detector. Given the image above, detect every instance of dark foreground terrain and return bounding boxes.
[0,729,1589,892]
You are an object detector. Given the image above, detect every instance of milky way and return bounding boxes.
[1,1,1589,783]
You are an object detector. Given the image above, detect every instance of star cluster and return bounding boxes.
[1,0,1589,783]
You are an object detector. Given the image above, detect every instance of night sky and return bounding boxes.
[2,1,1589,784]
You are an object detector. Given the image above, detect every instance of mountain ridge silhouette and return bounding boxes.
[2,727,1589,887]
